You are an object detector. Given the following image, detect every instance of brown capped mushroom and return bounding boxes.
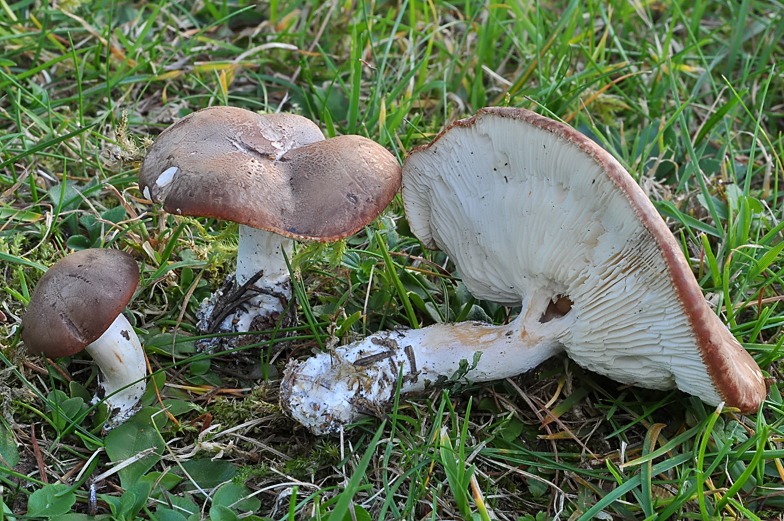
[139,107,401,350]
[281,107,766,435]
[21,248,146,429]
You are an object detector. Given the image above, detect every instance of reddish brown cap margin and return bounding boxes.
[140,107,402,242]
[22,249,140,359]
[408,106,767,413]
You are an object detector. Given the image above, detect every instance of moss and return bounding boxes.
[284,439,341,480]
[233,464,275,483]
[207,386,279,427]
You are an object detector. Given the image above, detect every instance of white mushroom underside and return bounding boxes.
[403,115,722,405]
[84,313,146,429]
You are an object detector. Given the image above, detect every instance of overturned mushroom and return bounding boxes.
[21,248,146,430]
[139,106,401,350]
[281,107,767,435]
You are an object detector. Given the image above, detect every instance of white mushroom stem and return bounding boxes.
[85,313,146,430]
[281,290,573,435]
[231,224,294,332]
[236,224,293,288]
[196,225,294,349]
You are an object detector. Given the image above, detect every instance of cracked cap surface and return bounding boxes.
[22,249,140,358]
[139,106,402,242]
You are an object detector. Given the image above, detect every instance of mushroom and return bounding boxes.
[139,106,401,350]
[281,107,767,435]
[21,248,146,429]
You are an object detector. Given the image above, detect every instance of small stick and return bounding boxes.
[144,352,180,427]
[31,424,48,484]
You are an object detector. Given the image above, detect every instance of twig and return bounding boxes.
[145,352,180,427]
[30,424,48,484]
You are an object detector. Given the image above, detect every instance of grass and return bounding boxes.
[1,0,783,519]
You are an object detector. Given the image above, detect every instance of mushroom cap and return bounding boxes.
[139,106,402,242]
[22,249,140,359]
[402,107,766,413]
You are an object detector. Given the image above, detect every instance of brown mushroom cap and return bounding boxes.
[139,106,402,242]
[22,249,140,359]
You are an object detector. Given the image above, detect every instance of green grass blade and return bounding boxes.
[327,422,386,520]
[375,231,418,329]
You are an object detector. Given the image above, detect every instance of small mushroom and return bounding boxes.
[21,248,146,430]
[281,107,767,435]
[139,106,401,350]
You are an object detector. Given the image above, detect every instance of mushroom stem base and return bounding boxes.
[85,313,146,430]
[196,226,295,351]
[195,273,294,351]
[281,314,565,435]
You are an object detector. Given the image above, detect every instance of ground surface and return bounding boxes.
[1,0,783,520]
